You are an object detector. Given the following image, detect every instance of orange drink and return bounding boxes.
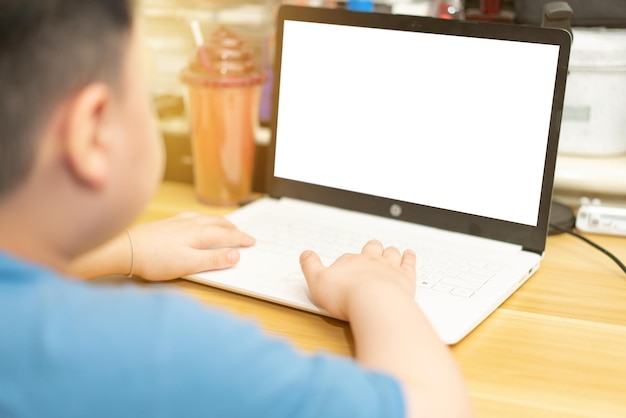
[181,27,264,206]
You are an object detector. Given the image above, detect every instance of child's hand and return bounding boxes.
[301,241,473,418]
[299,240,416,321]
[68,213,255,281]
[130,212,255,281]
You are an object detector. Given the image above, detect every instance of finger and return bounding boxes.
[193,227,256,249]
[175,211,201,219]
[299,250,324,286]
[193,248,241,271]
[212,227,255,246]
[237,231,256,246]
[382,246,401,263]
[174,213,249,239]
[361,239,383,256]
[174,212,237,228]
[192,215,237,228]
[400,249,417,276]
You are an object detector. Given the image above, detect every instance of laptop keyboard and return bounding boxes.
[249,214,504,299]
[414,250,503,298]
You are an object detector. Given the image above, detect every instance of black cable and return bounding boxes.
[549,223,626,276]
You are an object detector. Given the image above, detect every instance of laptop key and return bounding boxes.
[441,277,482,291]
[451,288,474,298]
[433,283,454,293]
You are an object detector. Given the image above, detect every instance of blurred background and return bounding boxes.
[140,0,626,207]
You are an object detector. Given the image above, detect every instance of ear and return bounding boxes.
[62,83,113,189]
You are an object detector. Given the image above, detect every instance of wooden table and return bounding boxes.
[138,181,626,417]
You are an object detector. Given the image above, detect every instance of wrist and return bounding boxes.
[67,230,135,279]
[125,229,135,277]
[346,281,415,322]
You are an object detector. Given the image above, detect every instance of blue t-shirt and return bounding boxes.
[0,251,405,418]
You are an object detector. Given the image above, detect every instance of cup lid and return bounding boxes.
[180,26,265,87]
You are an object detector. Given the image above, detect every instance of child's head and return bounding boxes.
[0,0,164,257]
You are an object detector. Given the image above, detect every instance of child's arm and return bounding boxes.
[67,212,255,280]
[300,240,473,418]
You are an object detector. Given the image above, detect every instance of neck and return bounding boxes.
[0,195,69,272]
[0,168,107,273]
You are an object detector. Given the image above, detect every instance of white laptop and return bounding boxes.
[185,6,571,344]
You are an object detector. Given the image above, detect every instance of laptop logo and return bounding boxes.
[390,204,402,217]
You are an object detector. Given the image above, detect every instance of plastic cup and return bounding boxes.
[181,26,264,206]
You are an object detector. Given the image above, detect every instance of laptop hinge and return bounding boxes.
[523,247,544,256]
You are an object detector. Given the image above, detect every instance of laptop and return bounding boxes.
[185,5,571,344]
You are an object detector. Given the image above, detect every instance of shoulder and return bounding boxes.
[0,252,405,418]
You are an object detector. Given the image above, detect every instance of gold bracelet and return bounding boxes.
[125,229,135,277]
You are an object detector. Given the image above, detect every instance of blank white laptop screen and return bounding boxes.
[274,20,560,227]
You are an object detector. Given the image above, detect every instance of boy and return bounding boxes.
[0,1,472,417]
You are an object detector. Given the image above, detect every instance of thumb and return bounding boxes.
[299,250,324,284]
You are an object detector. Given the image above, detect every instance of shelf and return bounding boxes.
[553,153,626,205]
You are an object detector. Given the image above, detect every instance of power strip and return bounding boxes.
[576,198,626,237]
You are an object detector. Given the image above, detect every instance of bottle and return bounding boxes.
[180,27,265,206]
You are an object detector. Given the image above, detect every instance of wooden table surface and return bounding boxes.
[137,181,626,417]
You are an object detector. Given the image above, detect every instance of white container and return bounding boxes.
[558,27,626,156]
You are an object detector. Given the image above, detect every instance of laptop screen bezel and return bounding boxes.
[266,5,571,254]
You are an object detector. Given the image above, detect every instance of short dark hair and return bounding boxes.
[0,0,134,196]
